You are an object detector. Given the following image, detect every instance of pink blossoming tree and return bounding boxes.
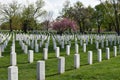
[51,18,77,35]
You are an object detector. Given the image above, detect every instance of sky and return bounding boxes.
[0,0,100,19]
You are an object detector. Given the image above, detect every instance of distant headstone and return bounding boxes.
[75,44,79,54]
[74,54,80,69]
[66,45,70,55]
[10,52,17,66]
[58,57,65,74]
[43,48,48,60]
[61,41,64,49]
[88,51,93,65]
[106,40,108,46]
[83,43,86,52]
[24,45,28,54]
[98,49,102,62]
[28,50,34,63]
[8,66,18,80]
[37,61,45,80]
[106,47,110,60]
[113,46,117,57]
[0,46,3,57]
[96,41,99,49]
[56,47,60,58]
[35,44,39,53]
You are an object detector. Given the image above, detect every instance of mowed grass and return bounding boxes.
[0,37,120,80]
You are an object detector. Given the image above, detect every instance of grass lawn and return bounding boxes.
[0,35,120,80]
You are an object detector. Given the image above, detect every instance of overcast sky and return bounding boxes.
[0,0,100,19]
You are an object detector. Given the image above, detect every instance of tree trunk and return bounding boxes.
[113,0,120,35]
[82,20,85,33]
[23,25,27,33]
[9,19,12,32]
[115,10,119,35]
[79,22,82,33]
[108,23,112,31]
[46,21,49,31]
[23,20,28,33]
[98,24,100,34]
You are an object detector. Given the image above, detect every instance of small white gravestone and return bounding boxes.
[10,52,17,66]
[106,40,108,46]
[37,61,45,80]
[66,45,70,55]
[56,47,60,57]
[101,40,104,48]
[43,48,48,60]
[45,43,48,49]
[11,44,15,52]
[28,50,34,63]
[90,38,93,44]
[110,40,112,46]
[86,38,89,45]
[24,45,28,54]
[98,49,102,62]
[22,43,24,50]
[35,44,39,53]
[83,43,86,52]
[119,45,120,54]
[53,42,57,50]
[96,41,99,49]
[74,54,80,69]
[28,40,30,46]
[80,39,83,46]
[114,39,116,45]
[31,40,34,49]
[0,46,3,57]
[118,39,120,44]
[61,41,64,49]
[75,44,79,54]
[106,47,110,60]
[113,46,117,57]
[88,51,93,65]
[39,41,42,48]
[68,41,71,47]
[8,66,18,80]
[58,57,65,74]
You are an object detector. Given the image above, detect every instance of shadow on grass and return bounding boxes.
[17,62,28,64]
[65,68,74,72]
[48,57,56,59]
[46,73,59,77]
[0,65,10,68]
[80,63,88,67]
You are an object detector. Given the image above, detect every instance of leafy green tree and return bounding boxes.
[21,0,46,33]
[99,0,120,35]
[62,1,95,33]
[0,1,20,32]
[94,4,105,33]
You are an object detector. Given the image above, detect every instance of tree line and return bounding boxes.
[60,0,120,35]
[0,0,120,35]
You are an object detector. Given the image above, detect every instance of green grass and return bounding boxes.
[0,37,120,80]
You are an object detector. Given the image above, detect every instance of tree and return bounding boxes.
[94,4,105,33]
[84,6,95,32]
[21,0,46,33]
[42,11,53,31]
[99,0,120,35]
[61,0,71,18]
[0,1,20,32]
[51,18,77,35]
[62,1,84,33]
[61,1,95,33]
